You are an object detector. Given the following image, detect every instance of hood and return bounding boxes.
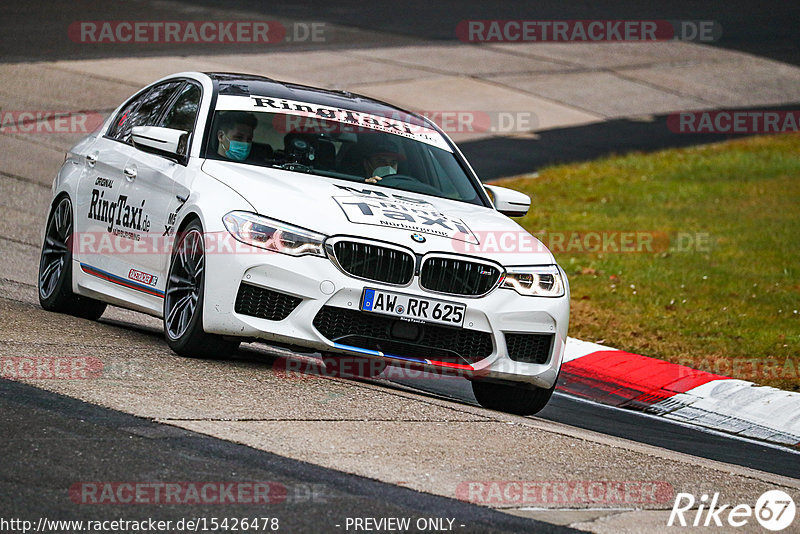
[201,160,555,266]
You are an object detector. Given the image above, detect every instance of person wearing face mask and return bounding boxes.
[216,111,257,162]
[362,138,406,184]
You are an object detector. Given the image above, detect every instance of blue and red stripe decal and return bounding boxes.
[80,263,164,298]
[332,342,474,371]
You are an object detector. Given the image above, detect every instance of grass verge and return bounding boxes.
[495,133,800,391]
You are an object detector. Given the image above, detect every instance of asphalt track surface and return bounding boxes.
[0,286,797,529]
[227,0,800,67]
[459,102,800,179]
[0,378,576,533]
[2,1,798,65]
[4,1,798,179]
[394,378,800,480]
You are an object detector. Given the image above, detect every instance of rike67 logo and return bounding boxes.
[668,490,796,531]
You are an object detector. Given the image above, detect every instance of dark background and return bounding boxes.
[2,1,798,64]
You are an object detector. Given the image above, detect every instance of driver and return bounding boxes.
[216,111,257,162]
[362,138,406,184]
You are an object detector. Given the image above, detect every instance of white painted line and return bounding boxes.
[563,337,617,362]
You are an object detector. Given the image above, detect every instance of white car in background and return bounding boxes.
[38,72,569,415]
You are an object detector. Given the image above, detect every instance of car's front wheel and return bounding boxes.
[164,220,239,358]
[38,195,106,320]
[471,379,555,415]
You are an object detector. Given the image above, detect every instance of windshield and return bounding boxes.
[204,95,485,205]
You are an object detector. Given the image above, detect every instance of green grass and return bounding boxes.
[494,134,800,390]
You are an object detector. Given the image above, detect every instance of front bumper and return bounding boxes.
[202,242,569,389]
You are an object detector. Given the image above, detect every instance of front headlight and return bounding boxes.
[222,211,326,257]
[501,265,565,297]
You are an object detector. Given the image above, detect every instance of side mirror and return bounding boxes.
[484,184,531,217]
[131,126,189,162]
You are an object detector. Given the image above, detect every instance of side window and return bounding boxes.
[107,91,145,142]
[107,82,182,144]
[160,83,202,133]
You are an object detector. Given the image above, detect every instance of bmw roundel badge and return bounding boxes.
[411,233,426,243]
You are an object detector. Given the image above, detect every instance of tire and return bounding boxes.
[164,220,239,359]
[322,353,387,379]
[38,195,107,320]
[471,379,555,416]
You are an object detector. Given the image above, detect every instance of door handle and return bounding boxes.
[86,153,97,166]
[123,166,137,181]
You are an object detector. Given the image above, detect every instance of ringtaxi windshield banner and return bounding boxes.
[215,95,453,151]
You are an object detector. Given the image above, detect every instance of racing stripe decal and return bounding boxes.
[332,343,383,357]
[422,359,474,371]
[80,263,165,298]
[332,342,474,371]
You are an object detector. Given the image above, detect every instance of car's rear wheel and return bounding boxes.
[164,220,239,358]
[38,195,106,320]
[322,353,387,379]
[471,380,555,415]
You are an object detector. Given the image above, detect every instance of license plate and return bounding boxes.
[360,288,465,327]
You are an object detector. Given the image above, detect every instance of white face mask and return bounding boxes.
[373,165,397,177]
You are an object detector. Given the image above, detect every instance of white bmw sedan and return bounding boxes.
[38,72,569,415]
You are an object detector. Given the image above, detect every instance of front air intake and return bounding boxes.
[234,283,302,321]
